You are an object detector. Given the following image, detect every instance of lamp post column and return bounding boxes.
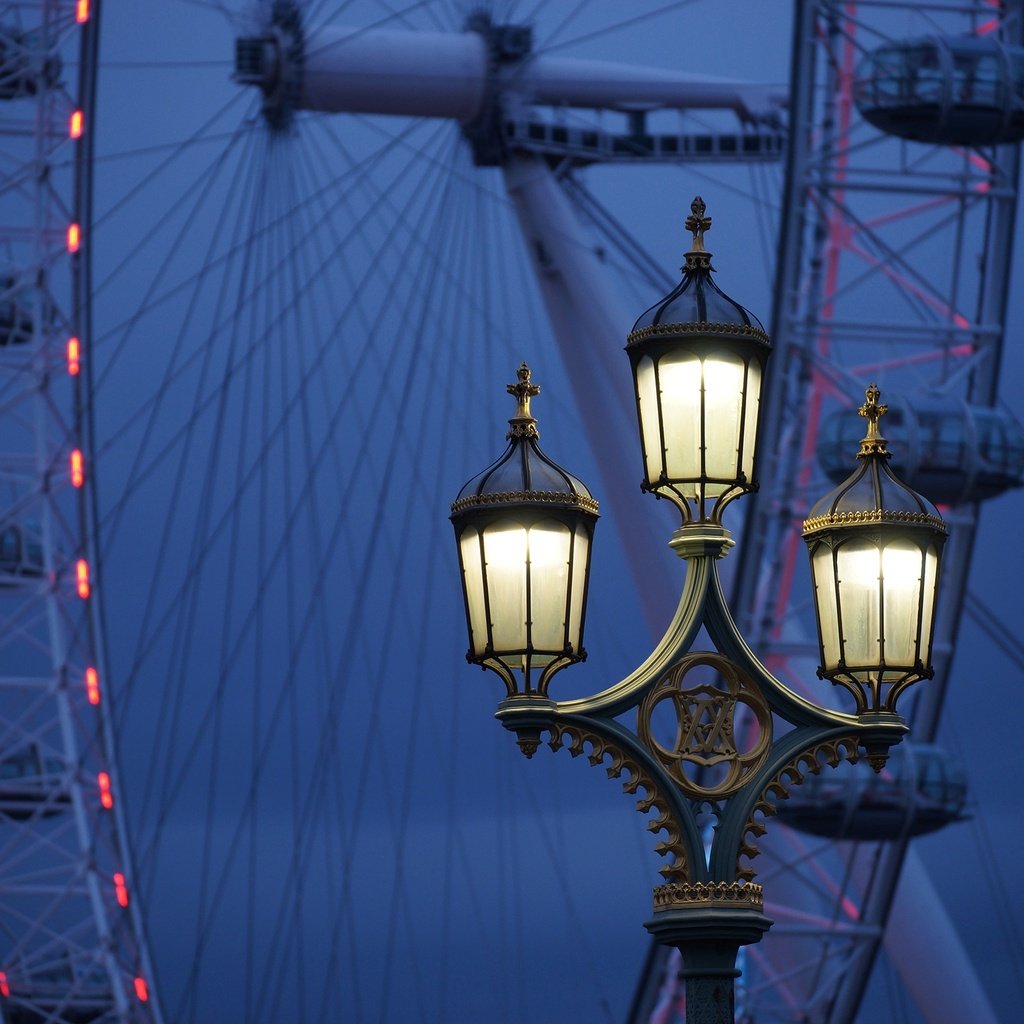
[646,894,772,1024]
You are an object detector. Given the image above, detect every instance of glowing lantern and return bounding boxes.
[626,197,770,523]
[803,385,947,713]
[450,363,598,698]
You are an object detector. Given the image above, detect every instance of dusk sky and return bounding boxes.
[71,1,1024,1020]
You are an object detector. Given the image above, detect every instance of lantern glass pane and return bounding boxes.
[482,520,528,655]
[635,355,663,485]
[567,523,591,653]
[459,526,487,656]
[701,354,746,491]
[837,538,882,669]
[919,543,940,667]
[741,359,762,480]
[881,540,925,667]
[811,543,841,671]
[659,352,703,495]
[527,521,571,651]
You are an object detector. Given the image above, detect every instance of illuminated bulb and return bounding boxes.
[76,559,90,599]
[113,872,129,907]
[70,449,84,487]
[76,0,89,22]
[134,977,149,1002]
[67,223,81,253]
[97,771,113,809]
[67,337,81,375]
[0,972,8,998]
[70,110,83,138]
[85,666,100,705]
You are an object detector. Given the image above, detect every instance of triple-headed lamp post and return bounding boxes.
[450,198,946,1023]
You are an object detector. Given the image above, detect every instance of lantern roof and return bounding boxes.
[627,196,770,348]
[803,385,947,537]
[450,363,599,518]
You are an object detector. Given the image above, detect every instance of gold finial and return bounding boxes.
[507,361,540,439]
[856,383,891,459]
[683,196,713,271]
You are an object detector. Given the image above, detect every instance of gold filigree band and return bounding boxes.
[627,320,770,346]
[653,881,764,911]
[802,508,947,536]
[450,490,600,515]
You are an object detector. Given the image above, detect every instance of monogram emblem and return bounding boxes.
[638,652,772,799]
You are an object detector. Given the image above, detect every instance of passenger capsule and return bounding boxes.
[774,743,967,841]
[855,35,1024,145]
[0,523,44,582]
[0,27,62,100]
[0,276,55,347]
[0,744,70,822]
[817,398,1024,506]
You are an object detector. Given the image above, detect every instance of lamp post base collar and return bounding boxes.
[669,524,735,560]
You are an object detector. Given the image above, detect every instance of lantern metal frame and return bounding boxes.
[625,197,771,526]
[450,364,599,698]
[803,386,948,714]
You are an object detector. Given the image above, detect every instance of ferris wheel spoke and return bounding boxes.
[132,117,487,1007]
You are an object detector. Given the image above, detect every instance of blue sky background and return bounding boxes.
[85,2,1024,1021]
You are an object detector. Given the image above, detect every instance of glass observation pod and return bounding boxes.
[0,275,55,346]
[773,743,967,842]
[1,955,110,1024]
[855,35,1024,146]
[0,523,43,582]
[817,398,1024,506]
[0,744,69,822]
[0,26,62,101]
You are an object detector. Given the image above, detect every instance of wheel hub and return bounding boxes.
[234,0,304,131]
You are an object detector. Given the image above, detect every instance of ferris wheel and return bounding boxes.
[0,2,1021,1023]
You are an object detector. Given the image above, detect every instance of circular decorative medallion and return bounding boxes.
[638,652,772,799]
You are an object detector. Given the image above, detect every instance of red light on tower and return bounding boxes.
[0,972,9,998]
[97,772,113,809]
[67,223,81,253]
[85,666,100,705]
[134,977,149,1002]
[67,337,81,375]
[70,110,83,138]
[70,449,84,487]
[113,872,129,907]
[76,559,90,598]
[76,0,89,23]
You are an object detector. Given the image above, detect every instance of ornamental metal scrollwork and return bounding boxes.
[547,723,690,882]
[735,735,860,882]
[638,652,772,800]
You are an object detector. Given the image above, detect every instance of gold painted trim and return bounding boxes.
[856,383,891,459]
[550,722,691,883]
[451,490,600,515]
[652,881,764,911]
[735,736,859,882]
[802,508,947,536]
[627,321,770,346]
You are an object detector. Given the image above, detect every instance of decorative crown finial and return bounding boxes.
[683,196,713,271]
[507,362,540,439]
[856,383,891,459]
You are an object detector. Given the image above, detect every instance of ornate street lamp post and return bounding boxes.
[450,199,945,1023]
